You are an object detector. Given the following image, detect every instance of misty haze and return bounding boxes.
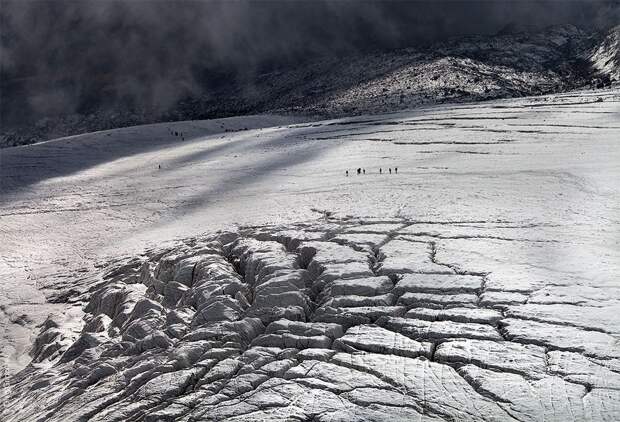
[1,1,619,421]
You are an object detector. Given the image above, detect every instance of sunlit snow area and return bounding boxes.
[1,88,619,421]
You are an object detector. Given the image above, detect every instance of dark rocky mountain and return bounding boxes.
[1,24,617,148]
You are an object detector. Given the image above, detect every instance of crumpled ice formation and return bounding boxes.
[3,220,620,421]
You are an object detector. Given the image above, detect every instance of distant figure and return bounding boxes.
[346,170,349,177]
[389,168,392,174]
[363,169,365,174]
[357,168,361,175]
[158,164,161,169]
[380,168,382,174]
[395,167,398,174]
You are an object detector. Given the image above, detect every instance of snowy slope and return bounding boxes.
[1,89,619,420]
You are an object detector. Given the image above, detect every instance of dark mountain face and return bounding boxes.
[1,1,618,147]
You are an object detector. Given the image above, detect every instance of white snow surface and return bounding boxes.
[1,88,619,385]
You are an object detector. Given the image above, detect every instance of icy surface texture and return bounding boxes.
[2,220,619,421]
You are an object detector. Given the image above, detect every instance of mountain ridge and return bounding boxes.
[1,24,617,148]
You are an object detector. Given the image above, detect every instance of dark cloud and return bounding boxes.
[1,0,618,127]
